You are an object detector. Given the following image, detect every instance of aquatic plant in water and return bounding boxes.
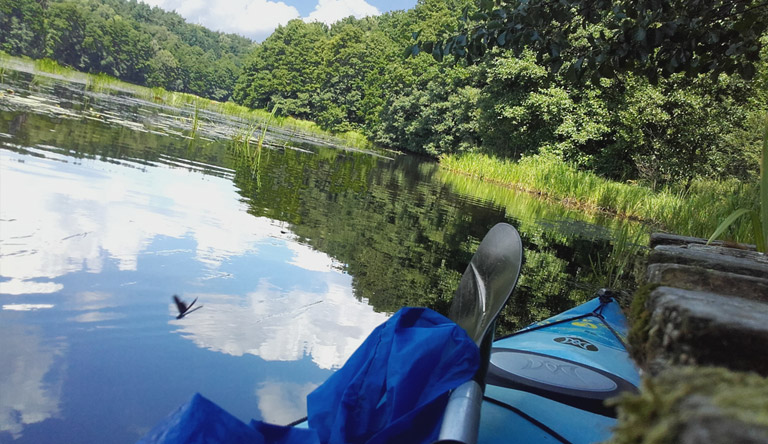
[589,224,647,291]
[186,100,202,151]
[229,106,279,187]
[33,58,72,76]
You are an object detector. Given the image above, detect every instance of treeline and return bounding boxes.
[0,0,254,101]
[232,0,767,187]
[3,0,766,187]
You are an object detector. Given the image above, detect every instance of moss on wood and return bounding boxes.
[627,283,659,366]
[608,366,768,444]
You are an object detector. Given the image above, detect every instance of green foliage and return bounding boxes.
[5,0,764,204]
[589,224,646,290]
[313,23,391,132]
[0,0,253,100]
[626,283,658,366]
[33,57,73,75]
[477,50,612,167]
[373,60,481,156]
[0,0,46,57]
[416,0,767,82]
[472,48,763,185]
[612,73,759,186]
[707,113,768,252]
[233,20,327,119]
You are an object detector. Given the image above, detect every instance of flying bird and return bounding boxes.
[173,295,202,319]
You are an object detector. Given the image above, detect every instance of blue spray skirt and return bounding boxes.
[139,307,480,444]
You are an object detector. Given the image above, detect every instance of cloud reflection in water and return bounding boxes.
[171,272,388,369]
[0,325,65,439]
[255,381,318,425]
[0,146,388,439]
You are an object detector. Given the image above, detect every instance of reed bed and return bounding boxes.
[2,53,370,150]
[33,58,76,76]
[441,152,759,242]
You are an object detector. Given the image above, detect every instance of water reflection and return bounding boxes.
[0,140,388,440]
[255,382,318,425]
[170,274,388,369]
[0,325,65,439]
[0,146,272,293]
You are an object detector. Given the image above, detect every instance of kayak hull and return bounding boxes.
[478,295,640,444]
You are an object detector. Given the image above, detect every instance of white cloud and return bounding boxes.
[255,381,318,424]
[305,0,379,25]
[137,0,381,39]
[69,312,124,323]
[1,147,387,369]
[286,242,344,272]
[139,0,300,40]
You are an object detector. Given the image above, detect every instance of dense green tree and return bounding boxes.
[415,0,768,82]
[0,0,253,101]
[146,48,179,89]
[374,59,481,156]
[2,0,764,189]
[45,2,88,67]
[313,21,393,132]
[233,20,328,118]
[0,0,46,57]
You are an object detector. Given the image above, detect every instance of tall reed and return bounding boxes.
[186,100,202,151]
[33,58,72,75]
[707,113,768,251]
[589,224,647,290]
[440,152,760,242]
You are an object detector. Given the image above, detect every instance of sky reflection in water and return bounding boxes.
[0,146,387,442]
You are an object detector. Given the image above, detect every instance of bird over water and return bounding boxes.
[173,295,202,319]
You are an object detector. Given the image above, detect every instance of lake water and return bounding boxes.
[0,68,640,443]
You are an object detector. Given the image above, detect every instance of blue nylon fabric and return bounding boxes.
[138,307,478,444]
[250,421,321,444]
[137,393,267,444]
[307,307,480,444]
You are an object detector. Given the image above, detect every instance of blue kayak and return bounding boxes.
[478,293,640,444]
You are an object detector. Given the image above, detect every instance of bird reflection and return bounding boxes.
[173,295,202,319]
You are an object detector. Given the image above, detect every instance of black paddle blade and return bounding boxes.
[448,223,523,345]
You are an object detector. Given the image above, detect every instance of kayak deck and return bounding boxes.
[478,295,640,444]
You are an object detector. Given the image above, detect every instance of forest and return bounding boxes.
[0,0,254,101]
[1,0,766,189]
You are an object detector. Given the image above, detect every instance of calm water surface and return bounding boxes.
[0,69,639,443]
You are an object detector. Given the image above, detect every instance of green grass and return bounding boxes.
[86,72,126,92]
[707,113,768,252]
[33,58,76,76]
[441,152,760,242]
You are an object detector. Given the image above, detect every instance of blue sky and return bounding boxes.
[139,0,419,41]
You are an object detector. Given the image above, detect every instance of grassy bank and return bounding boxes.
[3,54,371,149]
[441,152,759,242]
